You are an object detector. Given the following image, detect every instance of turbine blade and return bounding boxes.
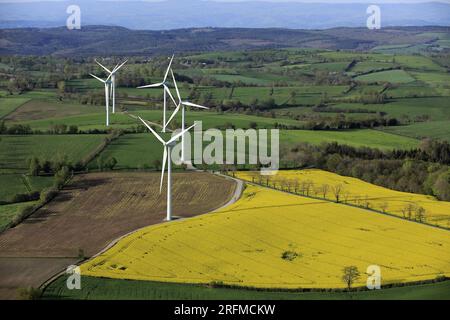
[164,85,178,106]
[171,69,182,103]
[138,82,164,89]
[95,60,112,74]
[168,123,196,145]
[138,116,166,145]
[166,103,181,127]
[112,60,128,73]
[160,147,167,193]
[163,54,174,83]
[182,101,209,109]
[90,73,106,83]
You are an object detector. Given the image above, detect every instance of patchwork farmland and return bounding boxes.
[79,184,450,288]
[0,172,236,299]
[1,27,450,301]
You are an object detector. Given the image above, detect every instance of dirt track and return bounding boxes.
[0,172,236,299]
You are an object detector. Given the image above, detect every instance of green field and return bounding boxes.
[382,120,450,142]
[355,70,416,84]
[0,135,107,172]
[0,201,38,230]
[332,97,450,121]
[0,174,54,202]
[280,129,418,150]
[88,133,167,170]
[350,61,394,74]
[0,97,30,119]
[10,110,305,131]
[42,276,450,300]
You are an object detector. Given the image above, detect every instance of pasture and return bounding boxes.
[0,135,107,172]
[0,174,53,202]
[0,202,38,231]
[355,70,416,84]
[280,129,418,150]
[382,120,450,142]
[43,275,450,300]
[0,97,30,119]
[80,183,450,288]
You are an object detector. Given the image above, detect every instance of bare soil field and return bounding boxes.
[0,171,236,299]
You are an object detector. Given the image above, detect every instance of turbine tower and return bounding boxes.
[90,73,113,126]
[138,116,196,221]
[137,55,177,133]
[166,69,209,163]
[95,59,128,114]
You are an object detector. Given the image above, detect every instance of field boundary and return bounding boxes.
[228,172,450,232]
[39,172,241,294]
[0,97,31,120]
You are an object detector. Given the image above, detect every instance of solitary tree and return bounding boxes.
[320,184,330,199]
[342,266,360,291]
[415,206,426,222]
[332,184,343,203]
[380,202,388,213]
[28,156,41,176]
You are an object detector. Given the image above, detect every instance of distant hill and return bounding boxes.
[0,25,449,56]
[0,0,449,30]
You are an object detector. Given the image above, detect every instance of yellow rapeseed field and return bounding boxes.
[81,183,450,289]
[236,169,450,229]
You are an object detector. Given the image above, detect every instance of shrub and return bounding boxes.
[11,191,40,203]
[281,251,300,261]
[53,166,71,189]
[17,287,42,300]
[40,188,59,203]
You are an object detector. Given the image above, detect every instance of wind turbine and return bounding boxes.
[90,73,113,126]
[95,59,128,114]
[166,69,209,163]
[137,55,177,133]
[138,116,196,221]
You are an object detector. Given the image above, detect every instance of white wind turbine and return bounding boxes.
[137,55,177,133]
[90,73,113,126]
[166,69,209,163]
[138,116,196,221]
[95,59,128,114]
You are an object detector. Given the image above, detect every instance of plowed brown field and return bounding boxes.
[0,172,236,299]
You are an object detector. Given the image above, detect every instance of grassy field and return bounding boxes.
[355,70,416,84]
[0,174,53,202]
[11,109,304,131]
[280,129,418,150]
[0,135,107,172]
[382,120,450,142]
[88,133,167,170]
[0,97,30,119]
[43,275,450,300]
[79,183,450,288]
[332,97,450,121]
[0,201,38,230]
[94,128,414,171]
